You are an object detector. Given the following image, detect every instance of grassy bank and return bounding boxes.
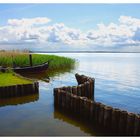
[0,51,75,71]
[0,72,32,87]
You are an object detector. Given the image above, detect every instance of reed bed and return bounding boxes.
[0,51,75,71]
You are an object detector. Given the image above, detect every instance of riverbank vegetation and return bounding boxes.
[0,51,75,71]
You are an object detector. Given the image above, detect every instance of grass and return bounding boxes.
[0,51,75,71]
[0,72,32,87]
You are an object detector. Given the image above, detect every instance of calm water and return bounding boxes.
[0,53,140,136]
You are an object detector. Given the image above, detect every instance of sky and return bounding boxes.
[0,4,140,51]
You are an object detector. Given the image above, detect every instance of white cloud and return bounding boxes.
[8,17,51,27]
[0,16,140,51]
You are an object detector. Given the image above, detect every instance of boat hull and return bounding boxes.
[0,62,49,73]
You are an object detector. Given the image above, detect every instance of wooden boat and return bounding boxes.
[0,61,49,73]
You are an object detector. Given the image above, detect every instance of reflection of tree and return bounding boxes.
[0,93,39,107]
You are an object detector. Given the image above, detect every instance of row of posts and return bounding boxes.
[0,82,39,98]
[54,73,140,136]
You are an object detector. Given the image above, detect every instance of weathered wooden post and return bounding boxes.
[70,94,74,111]
[81,84,85,96]
[89,100,94,121]
[92,101,97,123]
[118,110,128,135]
[72,86,77,95]
[61,90,66,109]
[89,78,95,100]
[54,88,57,106]
[103,106,113,130]
[65,92,71,110]
[111,108,121,134]
[84,82,89,98]
[94,102,101,124]
[77,85,82,96]
[86,99,91,119]
[29,54,33,67]
[57,89,62,108]
[98,104,105,126]
[126,113,135,135]
[134,114,140,136]
[76,96,80,114]
[73,94,77,114]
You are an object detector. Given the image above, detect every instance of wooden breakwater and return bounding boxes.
[55,73,95,100]
[54,73,140,136]
[0,82,39,98]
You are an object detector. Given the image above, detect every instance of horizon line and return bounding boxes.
[30,51,140,53]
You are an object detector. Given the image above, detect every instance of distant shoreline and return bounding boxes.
[30,51,140,53]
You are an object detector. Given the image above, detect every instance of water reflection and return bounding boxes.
[54,109,99,136]
[0,53,140,136]
[0,93,39,107]
[20,67,75,82]
[54,108,124,136]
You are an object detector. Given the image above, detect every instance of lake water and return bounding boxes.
[0,53,140,136]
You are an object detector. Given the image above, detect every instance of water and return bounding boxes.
[0,53,140,136]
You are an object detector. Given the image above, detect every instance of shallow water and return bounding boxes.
[0,53,140,136]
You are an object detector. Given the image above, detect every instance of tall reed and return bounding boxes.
[0,51,75,70]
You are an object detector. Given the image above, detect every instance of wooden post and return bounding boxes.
[118,110,128,135]
[89,100,94,121]
[77,85,82,96]
[29,54,33,67]
[83,97,88,119]
[89,79,94,100]
[92,101,97,123]
[98,104,105,126]
[61,90,66,109]
[103,106,113,129]
[111,108,121,134]
[73,95,77,114]
[65,93,71,110]
[54,88,58,106]
[126,113,135,135]
[58,89,62,108]
[70,94,74,111]
[134,114,140,136]
[72,86,77,95]
[60,86,66,91]
[81,84,85,96]
[92,78,95,100]
[94,102,101,124]
[86,99,91,119]
[79,97,85,116]
[85,81,90,99]
[76,96,80,114]
[67,86,72,94]
[75,73,81,85]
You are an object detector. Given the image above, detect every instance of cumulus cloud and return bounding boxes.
[86,16,140,48]
[0,16,140,51]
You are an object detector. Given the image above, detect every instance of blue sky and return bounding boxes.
[1,4,140,30]
[0,4,140,51]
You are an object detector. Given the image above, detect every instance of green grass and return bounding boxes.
[0,72,32,87]
[0,52,75,71]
